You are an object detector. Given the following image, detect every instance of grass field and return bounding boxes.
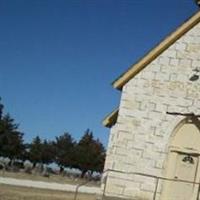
[0,184,96,200]
[0,170,100,186]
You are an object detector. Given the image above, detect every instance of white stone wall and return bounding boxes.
[103,21,200,200]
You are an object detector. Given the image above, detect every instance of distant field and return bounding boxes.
[0,170,100,186]
[0,184,96,200]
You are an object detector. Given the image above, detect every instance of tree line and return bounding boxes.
[0,98,105,177]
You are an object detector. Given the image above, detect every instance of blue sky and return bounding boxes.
[0,0,198,145]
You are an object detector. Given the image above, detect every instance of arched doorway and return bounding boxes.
[161,117,200,200]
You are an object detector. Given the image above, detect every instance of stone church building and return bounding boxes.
[102,10,200,200]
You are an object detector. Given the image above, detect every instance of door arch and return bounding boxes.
[161,117,200,200]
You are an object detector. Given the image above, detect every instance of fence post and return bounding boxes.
[196,182,200,200]
[101,173,108,200]
[73,180,91,200]
[153,178,159,200]
[73,184,80,200]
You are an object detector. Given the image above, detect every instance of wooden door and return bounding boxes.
[163,153,199,200]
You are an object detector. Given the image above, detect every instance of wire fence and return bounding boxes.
[73,179,94,200]
[0,168,199,200]
[98,169,200,200]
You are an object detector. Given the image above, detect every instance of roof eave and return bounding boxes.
[102,108,119,128]
[112,11,200,91]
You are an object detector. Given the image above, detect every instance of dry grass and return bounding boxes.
[0,184,96,200]
[0,170,100,186]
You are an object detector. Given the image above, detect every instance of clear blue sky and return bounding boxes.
[0,0,198,145]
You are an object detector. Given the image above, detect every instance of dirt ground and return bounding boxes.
[0,184,96,200]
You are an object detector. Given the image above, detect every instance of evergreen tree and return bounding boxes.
[41,139,55,165]
[91,139,105,173]
[0,97,4,120]
[28,137,55,167]
[54,132,75,172]
[0,114,24,160]
[28,136,43,166]
[75,129,105,178]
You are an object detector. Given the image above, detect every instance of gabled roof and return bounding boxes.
[103,11,200,128]
[113,11,200,90]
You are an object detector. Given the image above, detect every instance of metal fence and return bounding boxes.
[1,168,199,200]
[73,179,94,200]
[99,169,200,200]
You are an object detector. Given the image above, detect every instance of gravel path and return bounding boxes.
[0,177,101,194]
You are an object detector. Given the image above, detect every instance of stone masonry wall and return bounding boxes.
[103,21,200,200]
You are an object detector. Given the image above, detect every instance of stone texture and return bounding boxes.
[103,21,200,200]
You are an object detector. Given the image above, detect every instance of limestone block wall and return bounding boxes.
[103,21,200,200]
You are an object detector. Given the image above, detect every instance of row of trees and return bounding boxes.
[0,98,105,177]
